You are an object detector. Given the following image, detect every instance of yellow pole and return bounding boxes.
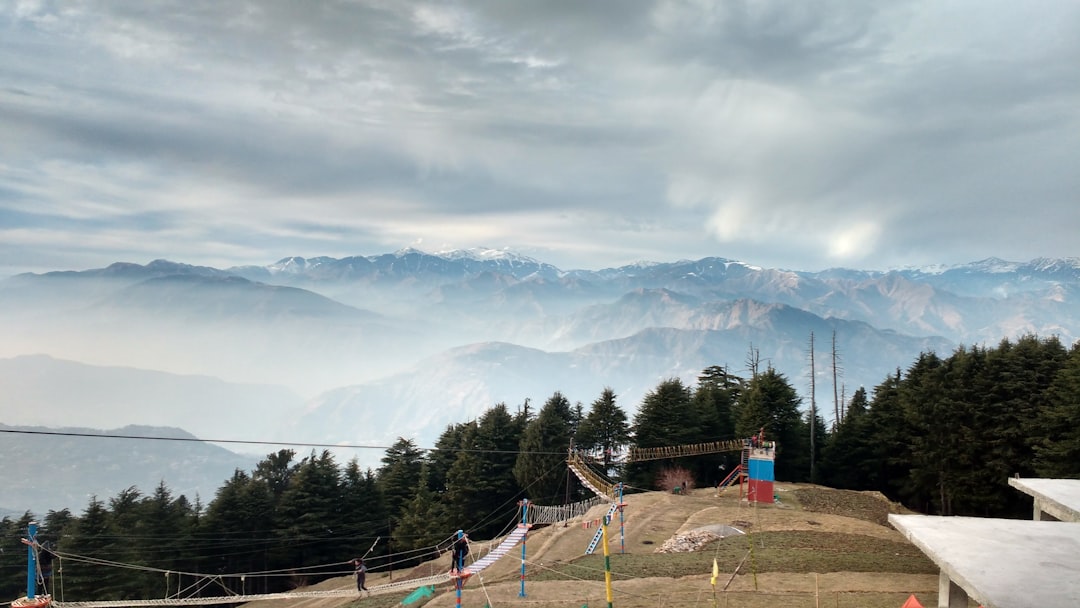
[602,515,614,608]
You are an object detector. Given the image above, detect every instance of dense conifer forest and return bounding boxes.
[2,334,1077,602]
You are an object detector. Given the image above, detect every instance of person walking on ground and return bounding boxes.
[352,558,368,592]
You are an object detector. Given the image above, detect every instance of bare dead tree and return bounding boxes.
[831,330,844,427]
[745,343,760,378]
[808,331,816,483]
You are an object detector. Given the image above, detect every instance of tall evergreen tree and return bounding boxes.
[692,367,742,484]
[201,470,276,590]
[819,386,874,489]
[575,387,631,472]
[340,459,387,567]
[444,424,484,531]
[1036,341,1080,478]
[60,498,114,600]
[275,450,345,577]
[130,482,187,596]
[377,438,425,525]
[627,378,699,488]
[253,449,298,503]
[425,423,473,494]
[393,464,451,561]
[900,351,957,514]
[470,404,526,535]
[859,370,916,501]
[514,392,576,503]
[0,515,32,600]
[734,368,808,481]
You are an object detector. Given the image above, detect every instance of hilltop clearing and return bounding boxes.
[247,483,939,608]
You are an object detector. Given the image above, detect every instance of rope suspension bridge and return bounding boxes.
[13,437,772,608]
[13,497,592,608]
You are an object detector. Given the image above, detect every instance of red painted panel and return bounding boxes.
[748,479,774,503]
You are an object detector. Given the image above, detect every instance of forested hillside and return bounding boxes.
[2,334,1077,603]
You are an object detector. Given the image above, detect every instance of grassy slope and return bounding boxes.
[260,483,945,608]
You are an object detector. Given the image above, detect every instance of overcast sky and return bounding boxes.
[2,1,1078,276]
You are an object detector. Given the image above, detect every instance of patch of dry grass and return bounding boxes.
[529,530,935,582]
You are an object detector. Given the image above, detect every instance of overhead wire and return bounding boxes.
[0,428,569,456]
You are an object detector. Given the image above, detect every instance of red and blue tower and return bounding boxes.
[743,432,775,504]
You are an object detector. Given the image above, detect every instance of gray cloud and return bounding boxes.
[1,0,1078,275]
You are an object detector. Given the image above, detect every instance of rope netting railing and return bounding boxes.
[627,439,747,462]
[525,496,607,525]
[49,572,455,608]
[566,454,618,499]
[44,516,544,608]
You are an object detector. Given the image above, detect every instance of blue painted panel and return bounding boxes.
[748,458,775,482]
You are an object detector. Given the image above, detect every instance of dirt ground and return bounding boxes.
[244,484,944,608]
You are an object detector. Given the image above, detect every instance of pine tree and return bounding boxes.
[471,404,526,534]
[253,449,298,503]
[341,459,387,564]
[860,370,916,501]
[514,392,576,503]
[0,515,31,601]
[61,498,114,600]
[734,368,807,481]
[575,387,630,472]
[393,464,452,562]
[131,482,187,596]
[377,438,425,525]
[627,378,699,488]
[819,387,874,489]
[901,350,960,514]
[1034,341,1080,478]
[201,470,276,589]
[444,424,484,531]
[275,450,345,578]
[692,367,742,483]
[426,423,474,493]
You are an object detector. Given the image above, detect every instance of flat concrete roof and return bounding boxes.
[1008,477,1080,522]
[889,514,1080,608]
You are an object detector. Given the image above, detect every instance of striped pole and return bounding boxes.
[519,499,528,597]
[602,515,613,608]
[26,522,38,600]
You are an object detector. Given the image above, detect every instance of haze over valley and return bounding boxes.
[2,248,1078,514]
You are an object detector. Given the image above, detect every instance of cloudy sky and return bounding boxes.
[2,1,1078,276]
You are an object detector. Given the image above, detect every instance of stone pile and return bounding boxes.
[654,529,719,553]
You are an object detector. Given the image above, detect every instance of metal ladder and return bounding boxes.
[585,502,621,555]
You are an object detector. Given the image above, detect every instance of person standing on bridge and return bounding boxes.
[450,532,469,574]
[352,558,368,592]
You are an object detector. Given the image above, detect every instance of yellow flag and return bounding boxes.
[710,558,718,586]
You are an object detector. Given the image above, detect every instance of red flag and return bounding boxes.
[900,595,924,608]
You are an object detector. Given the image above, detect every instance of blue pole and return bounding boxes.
[455,529,464,608]
[27,522,38,600]
[618,483,626,554]
[519,499,528,597]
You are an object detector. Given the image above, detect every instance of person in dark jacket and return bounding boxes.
[352,558,368,592]
[451,532,469,573]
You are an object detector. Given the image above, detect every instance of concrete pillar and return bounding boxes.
[938,571,969,608]
[1033,498,1060,521]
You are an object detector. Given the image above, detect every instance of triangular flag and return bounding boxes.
[710,558,719,586]
[900,594,924,608]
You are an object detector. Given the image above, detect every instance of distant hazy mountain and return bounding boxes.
[2,248,1078,466]
[0,424,255,516]
[0,355,303,439]
[292,304,952,453]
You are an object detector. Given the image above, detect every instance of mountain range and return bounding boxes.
[1,248,1077,512]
